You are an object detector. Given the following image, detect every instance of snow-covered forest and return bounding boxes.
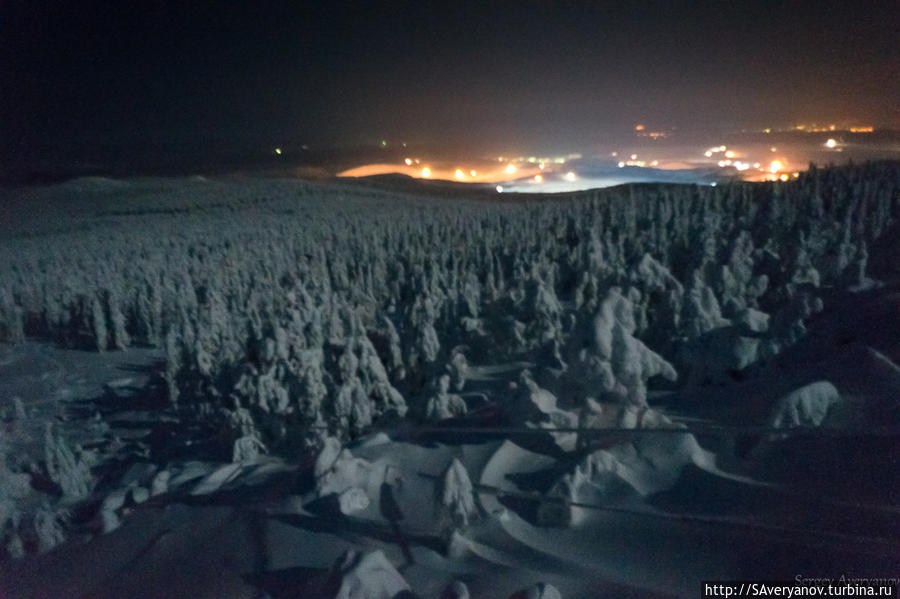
[1,163,898,598]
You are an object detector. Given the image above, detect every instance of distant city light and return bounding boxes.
[455,169,465,179]
[769,160,784,173]
[421,167,431,177]
[611,151,618,157]
[770,147,777,152]
[505,164,517,174]
[650,160,658,166]
[724,150,735,158]
[635,124,645,131]
[718,160,727,167]
[496,185,504,193]
[381,140,387,147]
[470,170,477,177]
[630,154,637,160]
[534,175,543,183]
[779,174,789,181]
[565,171,576,181]
[704,151,713,157]
[274,148,282,155]
[825,138,837,148]
[404,158,413,165]
[617,161,626,168]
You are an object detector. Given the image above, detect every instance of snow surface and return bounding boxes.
[1,165,899,598]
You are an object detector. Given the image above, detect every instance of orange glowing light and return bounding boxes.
[470,170,477,177]
[455,169,465,179]
[779,174,789,181]
[635,124,645,131]
[825,138,837,148]
[421,167,431,178]
[505,164,517,174]
[769,160,784,173]
[534,175,543,183]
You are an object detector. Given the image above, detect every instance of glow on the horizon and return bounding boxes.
[505,164,517,174]
[421,167,431,177]
[455,169,465,179]
[565,171,576,181]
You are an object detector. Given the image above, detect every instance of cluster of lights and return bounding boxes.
[616,154,658,168]
[760,124,873,134]
[704,145,728,158]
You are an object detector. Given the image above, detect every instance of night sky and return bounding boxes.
[2,0,898,162]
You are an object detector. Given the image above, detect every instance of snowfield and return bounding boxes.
[1,164,899,598]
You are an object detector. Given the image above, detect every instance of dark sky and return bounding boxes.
[2,0,898,158]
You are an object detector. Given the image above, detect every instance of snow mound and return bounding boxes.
[769,381,842,429]
[440,581,471,599]
[327,549,410,599]
[508,582,563,599]
[538,408,714,526]
[317,443,374,498]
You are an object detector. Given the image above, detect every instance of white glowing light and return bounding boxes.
[650,160,659,166]
[630,153,638,160]
[617,161,626,168]
[770,146,777,152]
[611,151,618,157]
[421,167,431,178]
[779,174,789,181]
[724,150,735,158]
[825,138,837,148]
[769,160,783,173]
[565,171,576,181]
[455,169,465,179]
[470,170,477,177]
[718,160,727,167]
[505,164,517,174]
[704,151,713,157]
[496,185,504,193]
[404,158,413,166]
[534,175,543,183]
